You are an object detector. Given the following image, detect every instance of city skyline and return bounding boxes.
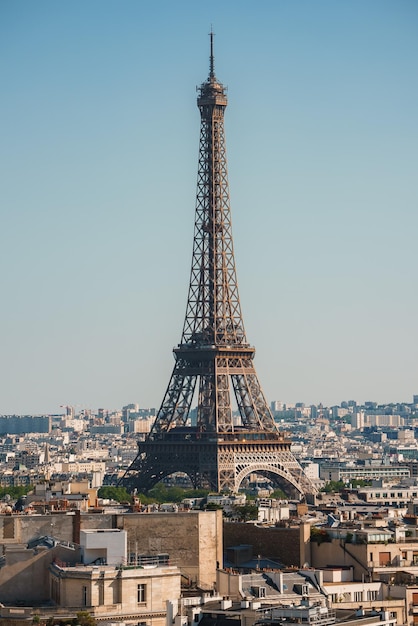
[1,1,417,414]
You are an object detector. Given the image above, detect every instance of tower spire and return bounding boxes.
[209,28,215,79]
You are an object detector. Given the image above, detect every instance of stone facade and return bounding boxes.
[0,543,81,605]
[50,562,181,625]
[311,537,418,581]
[223,522,310,568]
[116,510,223,590]
[0,509,222,606]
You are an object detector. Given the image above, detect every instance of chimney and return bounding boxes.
[73,509,81,544]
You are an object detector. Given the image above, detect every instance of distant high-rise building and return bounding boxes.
[66,405,75,419]
[0,415,51,435]
[44,442,51,464]
[271,400,283,413]
[351,411,365,430]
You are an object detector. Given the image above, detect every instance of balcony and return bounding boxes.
[367,554,418,568]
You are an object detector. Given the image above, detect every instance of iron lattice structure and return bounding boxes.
[122,35,315,497]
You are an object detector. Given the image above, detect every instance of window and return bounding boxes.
[367,590,378,601]
[82,585,88,607]
[379,552,391,566]
[354,592,363,602]
[137,584,147,604]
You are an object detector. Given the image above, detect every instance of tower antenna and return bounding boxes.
[209,27,215,78]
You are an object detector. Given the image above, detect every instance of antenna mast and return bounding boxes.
[209,28,215,78]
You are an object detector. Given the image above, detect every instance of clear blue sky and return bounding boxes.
[1,1,417,414]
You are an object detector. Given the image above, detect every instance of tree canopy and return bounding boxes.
[0,485,32,500]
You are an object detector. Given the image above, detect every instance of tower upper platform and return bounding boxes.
[197,32,227,108]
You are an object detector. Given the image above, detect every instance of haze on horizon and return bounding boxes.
[1,1,417,415]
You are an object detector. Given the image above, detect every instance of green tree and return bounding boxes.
[0,485,32,500]
[147,483,170,502]
[97,486,131,503]
[184,488,209,499]
[320,480,345,493]
[75,612,96,626]
[351,479,372,488]
[206,502,223,511]
[162,486,186,502]
[234,503,258,522]
[144,484,209,504]
[125,485,210,506]
[270,489,287,499]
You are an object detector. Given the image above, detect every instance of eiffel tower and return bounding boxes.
[121,34,315,498]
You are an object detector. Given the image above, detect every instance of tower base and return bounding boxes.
[121,428,315,498]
